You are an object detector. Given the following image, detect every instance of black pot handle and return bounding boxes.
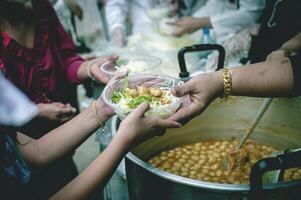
[250,150,301,199]
[178,44,225,79]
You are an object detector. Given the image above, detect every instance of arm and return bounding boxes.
[229,58,293,97]
[46,1,116,84]
[64,0,83,20]
[49,103,180,200]
[191,0,265,41]
[168,17,211,37]
[17,99,112,165]
[169,56,296,124]
[104,0,128,47]
[208,0,265,42]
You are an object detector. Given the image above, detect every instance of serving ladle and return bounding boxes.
[237,98,273,149]
[221,98,273,170]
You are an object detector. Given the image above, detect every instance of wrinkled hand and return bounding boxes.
[266,49,289,61]
[167,17,207,37]
[112,27,125,47]
[89,54,119,84]
[38,102,77,123]
[118,103,181,148]
[64,0,83,20]
[169,72,223,125]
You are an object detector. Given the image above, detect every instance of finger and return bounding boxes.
[92,55,119,67]
[266,55,272,61]
[57,107,77,116]
[65,103,77,113]
[168,103,199,124]
[156,118,182,128]
[110,70,129,82]
[130,102,150,118]
[53,102,66,108]
[172,81,194,97]
[166,21,180,26]
[172,29,185,37]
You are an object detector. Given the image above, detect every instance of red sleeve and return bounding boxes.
[43,0,85,84]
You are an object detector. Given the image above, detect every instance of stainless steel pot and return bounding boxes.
[112,97,301,200]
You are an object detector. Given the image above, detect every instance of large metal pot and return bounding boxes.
[112,97,301,200]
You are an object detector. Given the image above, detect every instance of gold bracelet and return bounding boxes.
[220,68,232,101]
[92,101,104,127]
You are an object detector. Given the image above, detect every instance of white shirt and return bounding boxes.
[104,0,155,36]
[193,0,266,43]
[0,73,37,127]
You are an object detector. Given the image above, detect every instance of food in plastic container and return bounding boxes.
[101,55,161,77]
[102,74,184,119]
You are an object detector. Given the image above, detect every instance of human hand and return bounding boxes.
[112,27,125,47]
[89,54,119,84]
[117,103,181,148]
[169,72,223,125]
[95,70,129,123]
[266,48,289,61]
[38,102,77,123]
[167,17,210,37]
[64,0,83,20]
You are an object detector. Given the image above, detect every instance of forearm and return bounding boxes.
[20,101,110,165]
[229,57,294,97]
[195,17,212,29]
[281,32,301,54]
[50,134,129,200]
[76,61,90,81]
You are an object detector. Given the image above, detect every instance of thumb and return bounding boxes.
[130,102,150,118]
[172,82,193,97]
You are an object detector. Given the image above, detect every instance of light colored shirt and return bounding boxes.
[104,0,155,36]
[193,0,265,43]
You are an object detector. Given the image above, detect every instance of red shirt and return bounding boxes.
[0,0,84,104]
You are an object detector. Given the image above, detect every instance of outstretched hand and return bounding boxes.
[37,102,77,123]
[89,54,119,84]
[169,73,223,125]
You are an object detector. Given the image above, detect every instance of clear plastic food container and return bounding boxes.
[102,74,184,120]
[100,55,161,78]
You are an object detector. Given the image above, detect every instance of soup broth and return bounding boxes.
[148,139,301,184]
